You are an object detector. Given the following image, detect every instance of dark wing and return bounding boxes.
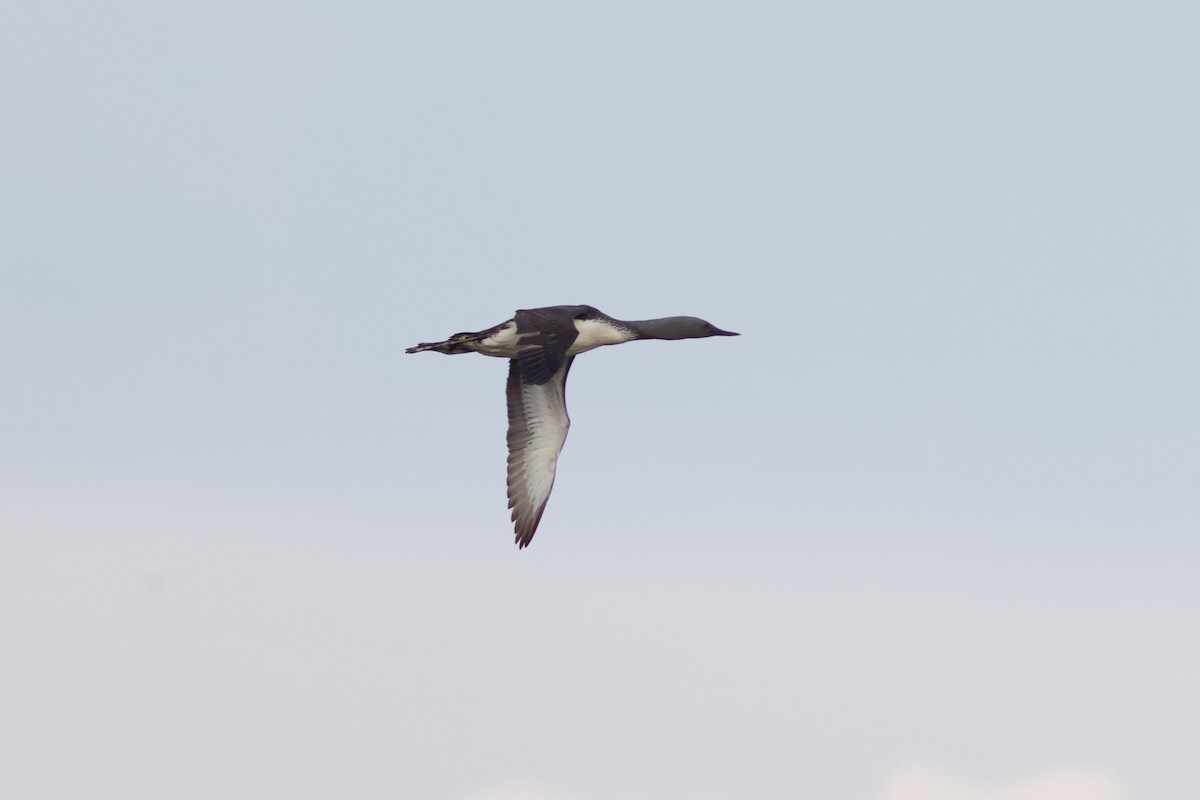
[506,356,574,548]
[512,306,590,385]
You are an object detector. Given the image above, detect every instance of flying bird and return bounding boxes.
[406,305,738,548]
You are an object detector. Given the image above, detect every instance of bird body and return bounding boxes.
[407,305,737,547]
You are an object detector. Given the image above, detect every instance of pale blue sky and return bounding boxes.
[2,2,1198,799]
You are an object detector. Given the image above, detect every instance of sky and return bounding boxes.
[2,2,1198,799]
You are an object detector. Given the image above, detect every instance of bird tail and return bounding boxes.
[405,333,483,355]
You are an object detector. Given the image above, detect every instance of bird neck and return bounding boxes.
[624,317,690,340]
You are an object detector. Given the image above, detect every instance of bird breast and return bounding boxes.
[569,318,635,354]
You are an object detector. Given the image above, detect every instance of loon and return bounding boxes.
[406,305,738,548]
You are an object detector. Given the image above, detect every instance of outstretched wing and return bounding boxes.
[506,356,574,548]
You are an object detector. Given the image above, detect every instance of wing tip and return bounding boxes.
[514,524,536,549]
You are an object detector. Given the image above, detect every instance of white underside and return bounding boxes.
[475,318,633,358]
[475,322,521,357]
[567,318,634,354]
